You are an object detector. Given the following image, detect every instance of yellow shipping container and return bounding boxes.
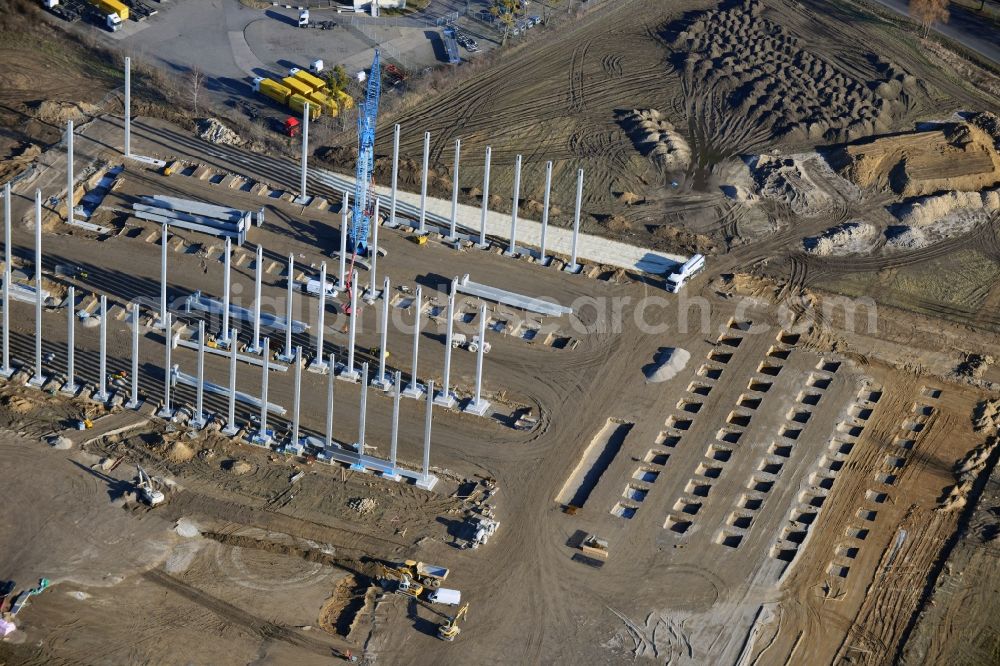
[293,69,328,94]
[90,0,129,20]
[282,76,313,98]
[334,89,354,111]
[289,94,322,121]
[258,78,292,105]
[307,91,338,117]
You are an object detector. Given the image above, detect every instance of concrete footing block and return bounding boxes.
[415,475,438,491]
[434,392,457,409]
[463,399,491,416]
[402,383,426,400]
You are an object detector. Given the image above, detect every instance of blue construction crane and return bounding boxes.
[348,50,382,257]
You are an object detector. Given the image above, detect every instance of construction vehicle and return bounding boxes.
[136,465,165,506]
[42,0,83,22]
[347,50,382,256]
[451,333,491,354]
[438,603,469,641]
[87,0,127,30]
[580,534,609,560]
[375,563,423,598]
[400,560,449,589]
[665,253,705,294]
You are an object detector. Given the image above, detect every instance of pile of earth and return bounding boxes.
[671,0,920,143]
[27,100,100,124]
[737,153,861,217]
[617,109,692,172]
[803,221,878,256]
[196,118,245,147]
[827,117,1000,197]
[891,185,1000,227]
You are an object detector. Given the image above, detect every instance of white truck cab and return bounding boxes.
[665,254,705,294]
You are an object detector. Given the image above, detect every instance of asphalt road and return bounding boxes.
[868,0,1000,65]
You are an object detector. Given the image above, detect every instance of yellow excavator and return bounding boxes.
[438,602,469,641]
[375,563,423,598]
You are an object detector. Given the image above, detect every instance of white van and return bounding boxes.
[427,588,461,606]
[303,278,336,299]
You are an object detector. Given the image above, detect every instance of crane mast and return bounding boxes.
[348,50,382,256]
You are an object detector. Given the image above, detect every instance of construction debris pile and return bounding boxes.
[617,109,692,172]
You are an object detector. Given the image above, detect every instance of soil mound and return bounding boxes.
[617,109,692,171]
[892,185,1000,227]
[28,100,100,124]
[166,440,194,463]
[803,221,878,256]
[196,118,244,147]
[672,0,920,144]
[828,121,1000,197]
[643,348,691,383]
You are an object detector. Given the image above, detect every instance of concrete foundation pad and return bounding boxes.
[434,392,458,409]
[402,383,426,400]
[338,369,360,382]
[293,195,313,206]
[307,360,330,374]
[463,399,492,416]
[190,416,207,430]
[61,383,80,396]
[563,263,582,274]
[538,256,552,267]
[0,367,15,379]
[474,242,490,251]
[250,432,271,447]
[28,374,48,388]
[221,424,240,437]
[275,353,295,363]
[363,289,382,304]
[372,377,392,392]
[156,407,175,420]
[380,470,403,481]
[124,398,144,411]
[415,475,439,491]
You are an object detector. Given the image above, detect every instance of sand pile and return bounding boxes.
[28,100,100,124]
[892,186,1000,227]
[196,118,244,147]
[940,436,998,512]
[827,121,1000,197]
[224,459,253,475]
[803,221,878,256]
[672,0,919,143]
[618,109,692,171]
[166,440,194,462]
[643,348,691,383]
[748,153,861,217]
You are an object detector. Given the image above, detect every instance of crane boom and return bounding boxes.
[348,50,382,256]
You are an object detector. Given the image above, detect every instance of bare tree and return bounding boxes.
[909,0,949,37]
[189,67,206,116]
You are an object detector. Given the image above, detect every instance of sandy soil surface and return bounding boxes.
[1,0,1000,663]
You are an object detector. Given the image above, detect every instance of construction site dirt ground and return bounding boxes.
[1,0,1000,664]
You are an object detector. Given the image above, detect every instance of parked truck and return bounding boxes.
[252,77,321,121]
[289,67,327,94]
[88,0,128,30]
[281,75,313,99]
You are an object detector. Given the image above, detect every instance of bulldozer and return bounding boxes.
[438,602,468,641]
